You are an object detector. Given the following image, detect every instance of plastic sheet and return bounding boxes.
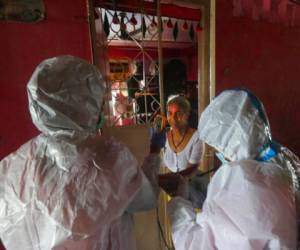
[169,160,297,250]
[168,89,298,250]
[0,56,159,250]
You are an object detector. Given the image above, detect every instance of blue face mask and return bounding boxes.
[215,152,229,165]
[255,141,279,162]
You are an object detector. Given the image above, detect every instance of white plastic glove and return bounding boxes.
[167,197,196,230]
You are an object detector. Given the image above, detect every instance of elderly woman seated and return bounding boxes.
[158,95,208,208]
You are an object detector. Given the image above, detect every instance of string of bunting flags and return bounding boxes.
[95,8,203,41]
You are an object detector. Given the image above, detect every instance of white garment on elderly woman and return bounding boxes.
[168,90,298,250]
[163,131,203,172]
[0,56,159,250]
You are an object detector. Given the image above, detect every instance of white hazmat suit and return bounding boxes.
[0,56,159,250]
[168,89,298,250]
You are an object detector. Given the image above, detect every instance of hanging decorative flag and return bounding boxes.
[173,21,178,40]
[130,13,137,25]
[142,16,147,38]
[167,17,173,28]
[196,22,203,32]
[189,23,194,41]
[160,17,164,33]
[112,11,119,24]
[120,13,129,39]
[151,16,157,27]
[182,20,188,31]
[103,11,110,37]
[94,10,99,19]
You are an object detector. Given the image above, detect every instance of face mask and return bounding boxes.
[96,113,106,129]
[255,141,279,162]
[215,152,229,165]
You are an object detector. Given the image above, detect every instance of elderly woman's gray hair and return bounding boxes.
[167,95,191,115]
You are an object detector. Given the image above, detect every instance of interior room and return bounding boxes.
[1,0,300,249]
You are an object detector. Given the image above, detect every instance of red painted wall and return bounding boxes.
[2,0,298,247]
[0,0,92,160]
[216,0,300,156]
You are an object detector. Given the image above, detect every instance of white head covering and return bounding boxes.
[27,55,105,135]
[198,89,271,161]
[198,89,300,195]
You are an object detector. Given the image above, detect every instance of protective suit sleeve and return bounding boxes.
[0,159,17,236]
[126,153,160,213]
[168,197,196,229]
[167,197,216,250]
[168,161,297,250]
[0,142,34,237]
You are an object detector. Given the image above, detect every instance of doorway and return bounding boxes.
[88,1,215,249]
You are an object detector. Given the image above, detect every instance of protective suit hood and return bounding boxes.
[27,55,105,136]
[198,89,271,161]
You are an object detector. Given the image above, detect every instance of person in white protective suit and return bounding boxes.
[168,89,299,250]
[0,55,162,250]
